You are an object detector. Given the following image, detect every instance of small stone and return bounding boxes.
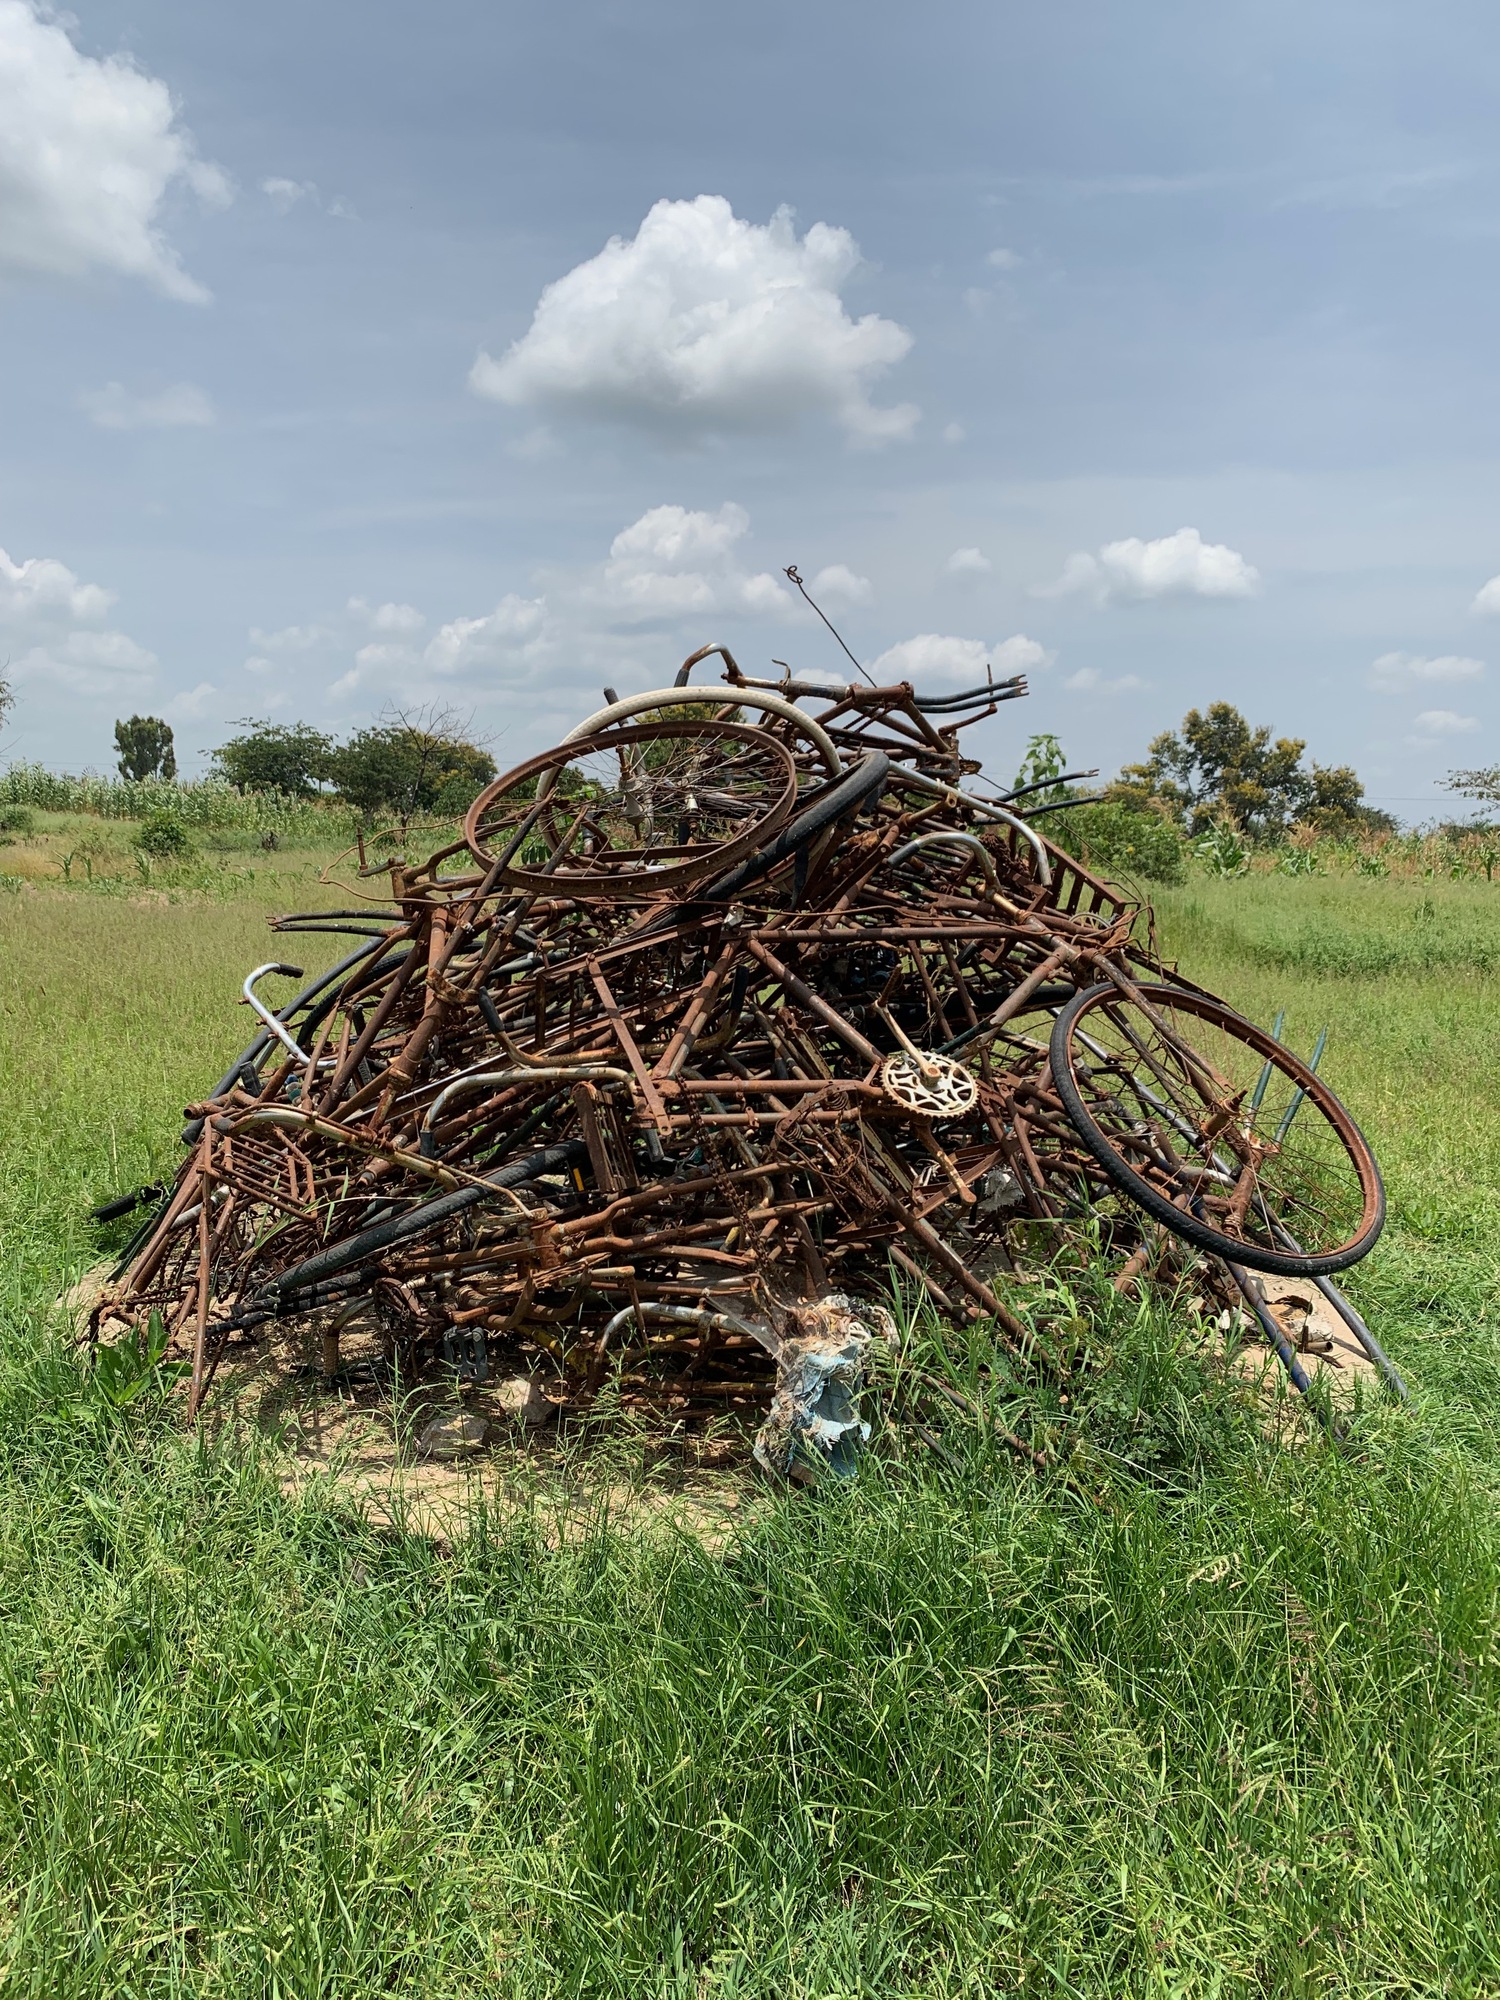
[493,1375,553,1426]
[417,1411,489,1460]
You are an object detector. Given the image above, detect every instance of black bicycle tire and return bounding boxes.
[258,1139,589,1299]
[625,751,891,945]
[1050,981,1385,1277]
[696,749,890,904]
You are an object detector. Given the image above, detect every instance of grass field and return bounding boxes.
[0,859,1497,1997]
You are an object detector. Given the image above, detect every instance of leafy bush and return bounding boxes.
[1277,842,1321,876]
[0,806,34,834]
[328,722,496,824]
[133,811,195,860]
[210,720,335,796]
[1192,819,1250,878]
[1048,800,1187,884]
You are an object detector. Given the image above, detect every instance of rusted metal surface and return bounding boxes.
[94,654,1391,1454]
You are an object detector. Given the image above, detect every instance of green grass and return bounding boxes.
[0,872,1497,1995]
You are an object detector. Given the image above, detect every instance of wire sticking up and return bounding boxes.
[784,565,876,686]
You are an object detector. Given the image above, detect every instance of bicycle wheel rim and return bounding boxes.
[463,720,799,895]
[1050,982,1385,1276]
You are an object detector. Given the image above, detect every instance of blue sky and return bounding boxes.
[1,0,1497,816]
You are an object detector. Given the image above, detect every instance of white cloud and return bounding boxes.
[941,422,966,444]
[598,502,794,622]
[78,380,216,429]
[1471,575,1500,615]
[945,547,992,576]
[868,632,1050,684]
[234,501,890,732]
[247,591,549,706]
[247,621,330,657]
[1065,667,1146,693]
[1370,651,1485,692]
[1039,527,1260,603]
[0,543,156,694]
[0,547,113,623]
[261,176,353,220]
[986,247,1022,270]
[348,598,425,638]
[1412,709,1480,736]
[469,195,918,444]
[423,597,547,678]
[164,680,216,720]
[0,0,226,300]
[809,563,870,604]
[262,177,312,211]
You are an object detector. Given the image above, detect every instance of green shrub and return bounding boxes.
[0,806,34,834]
[1192,819,1251,878]
[133,811,195,860]
[328,723,497,824]
[1050,800,1187,885]
[210,720,335,796]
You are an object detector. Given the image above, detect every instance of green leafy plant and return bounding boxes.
[1010,732,1069,804]
[1192,815,1250,877]
[133,810,196,861]
[1049,799,1187,885]
[82,1313,188,1413]
[0,805,34,834]
[1114,701,1393,840]
[1277,843,1320,876]
[328,711,497,828]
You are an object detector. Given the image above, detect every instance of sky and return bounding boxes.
[1,0,1498,818]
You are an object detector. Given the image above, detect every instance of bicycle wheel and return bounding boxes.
[1050,982,1384,1276]
[464,719,799,897]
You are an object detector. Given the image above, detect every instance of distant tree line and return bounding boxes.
[1107,702,1395,841]
[88,694,1486,855]
[1018,701,1413,886]
[106,710,497,825]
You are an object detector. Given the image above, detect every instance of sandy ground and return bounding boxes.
[64,1255,1398,1539]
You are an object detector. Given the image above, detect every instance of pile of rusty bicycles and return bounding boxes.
[93,644,1399,1474]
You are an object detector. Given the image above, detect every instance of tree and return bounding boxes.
[1445,766,1500,812]
[113,715,176,783]
[0,670,12,736]
[211,720,336,796]
[1112,701,1390,840]
[326,712,496,826]
[1301,762,1395,839]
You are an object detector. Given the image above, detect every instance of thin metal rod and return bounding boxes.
[1275,1025,1328,1143]
[1311,1276,1408,1400]
[783,564,875,685]
[1220,1259,1315,1396]
[1250,1009,1285,1116]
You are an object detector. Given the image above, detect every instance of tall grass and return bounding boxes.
[0,763,356,840]
[0,878,1496,1994]
[1159,870,1500,976]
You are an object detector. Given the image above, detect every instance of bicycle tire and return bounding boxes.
[1050,981,1385,1277]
